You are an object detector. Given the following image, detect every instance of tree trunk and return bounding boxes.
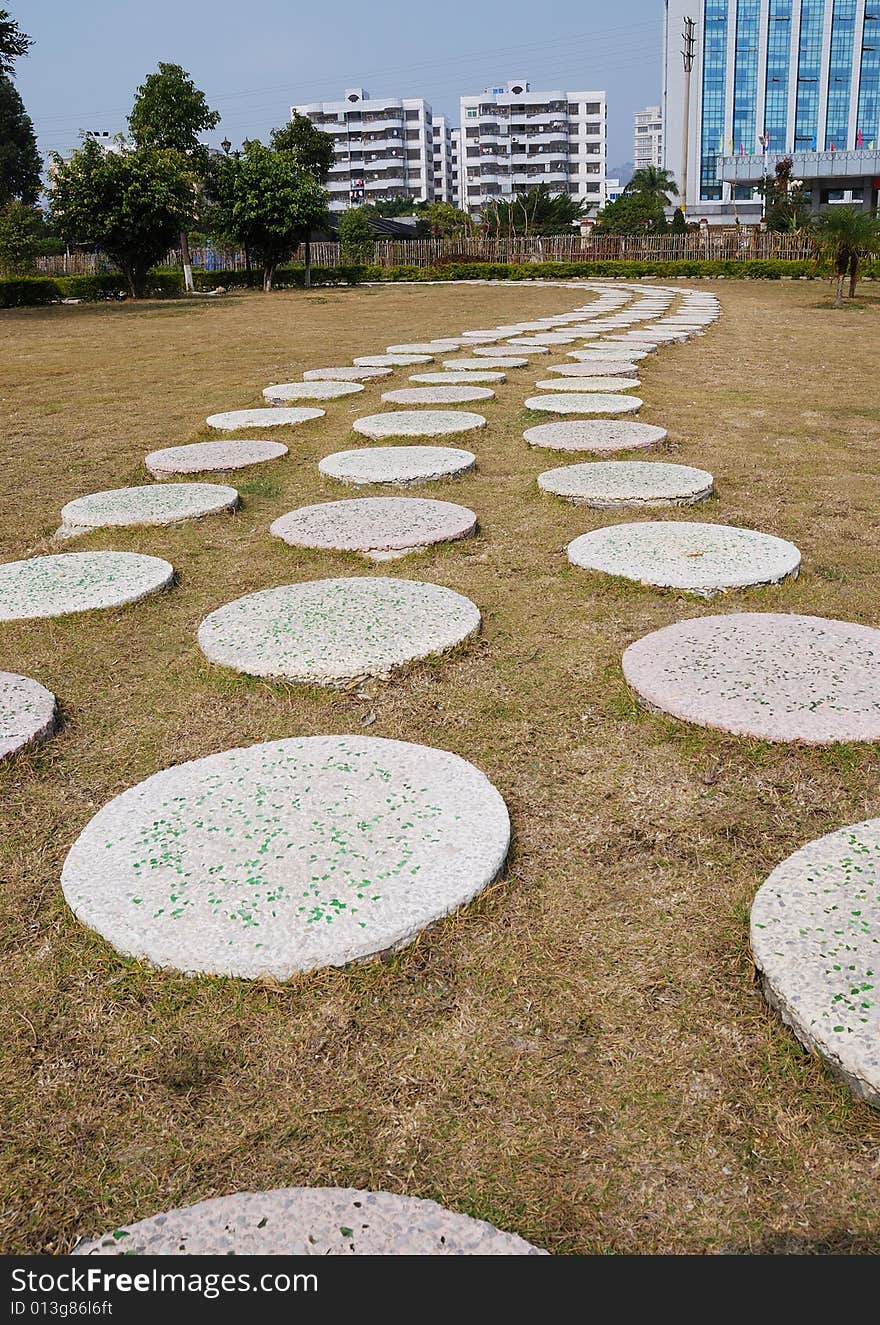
[304,236,311,289]
[180,229,195,293]
[835,270,845,306]
[121,264,139,299]
[245,245,253,288]
[848,254,859,299]
[263,264,275,292]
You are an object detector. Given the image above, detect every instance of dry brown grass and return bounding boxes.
[1,277,880,1256]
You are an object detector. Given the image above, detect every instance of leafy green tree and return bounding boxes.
[49,138,193,298]
[421,201,474,238]
[270,115,334,286]
[624,165,679,207]
[669,206,688,234]
[760,156,809,233]
[813,205,880,304]
[128,63,220,291]
[482,185,584,237]
[0,198,40,273]
[0,7,31,76]
[0,73,40,205]
[594,192,668,235]
[338,205,376,263]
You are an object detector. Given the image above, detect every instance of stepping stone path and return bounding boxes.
[353,410,486,440]
[304,366,392,381]
[538,461,714,507]
[319,446,475,486]
[0,672,57,760]
[524,420,668,453]
[262,381,364,403]
[58,483,239,537]
[533,377,641,393]
[206,407,324,431]
[382,386,494,405]
[411,371,506,385]
[61,733,508,978]
[74,1187,544,1255]
[353,354,432,367]
[270,496,476,559]
[569,521,799,595]
[145,439,287,478]
[0,551,173,622]
[548,361,639,378]
[525,393,642,416]
[623,613,880,740]
[443,357,529,370]
[750,818,880,1105]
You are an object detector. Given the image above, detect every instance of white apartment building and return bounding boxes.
[291,88,434,211]
[634,105,663,170]
[458,79,607,215]
[432,115,456,203]
[451,127,464,208]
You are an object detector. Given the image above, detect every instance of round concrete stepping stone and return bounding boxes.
[411,371,506,385]
[460,331,507,342]
[0,552,173,622]
[386,341,460,353]
[62,731,508,979]
[262,381,364,403]
[319,446,475,486]
[472,344,548,357]
[443,357,528,370]
[206,407,324,431]
[538,461,713,508]
[624,613,880,741]
[74,1187,543,1255]
[568,347,650,361]
[750,819,880,1104]
[533,377,641,393]
[507,333,577,346]
[524,420,667,453]
[270,497,476,559]
[0,672,57,760]
[547,361,639,378]
[352,410,485,440]
[199,578,480,683]
[145,439,287,478]
[570,523,799,595]
[59,483,238,536]
[381,386,494,405]
[353,354,432,367]
[303,366,392,381]
[525,393,642,416]
[602,338,660,352]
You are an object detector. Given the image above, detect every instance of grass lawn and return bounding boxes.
[1,277,879,1255]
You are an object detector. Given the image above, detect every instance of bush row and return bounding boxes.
[0,264,368,306]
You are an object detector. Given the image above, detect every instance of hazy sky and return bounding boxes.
[14,0,663,173]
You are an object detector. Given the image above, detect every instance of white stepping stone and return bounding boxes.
[262,381,363,403]
[411,371,506,385]
[145,439,287,478]
[0,672,57,760]
[443,357,528,370]
[381,386,494,405]
[58,483,238,537]
[525,393,642,416]
[538,461,713,508]
[61,732,508,979]
[506,334,577,346]
[547,361,639,378]
[386,341,460,353]
[319,446,475,486]
[199,578,480,683]
[74,1187,543,1255]
[524,420,667,453]
[0,552,173,622]
[623,612,880,741]
[270,497,476,559]
[303,366,392,381]
[472,345,548,358]
[568,347,650,361]
[206,407,324,431]
[751,819,880,1104]
[353,411,486,440]
[533,377,640,393]
[353,354,432,367]
[460,331,507,342]
[570,522,800,595]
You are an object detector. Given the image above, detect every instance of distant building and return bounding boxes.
[451,127,464,207]
[605,176,624,202]
[458,79,607,215]
[634,105,663,170]
[292,88,434,212]
[432,115,456,203]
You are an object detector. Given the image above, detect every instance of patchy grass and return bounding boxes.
[1,280,879,1255]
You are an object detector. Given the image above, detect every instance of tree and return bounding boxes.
[421,201,474,238]
[270,114,334,287]
[624,165,679,207]
[0,198,39,273]
[482,185,585,237]
[669,206,688,234]
[211,139,328,290]
[0,7,31,76]
[49,138,193,298]
[0,73,40,205]
[337,205,375,263]
[128,63,220,292]
[813,206,880,305]
[760,156,809,233]
[593,192,668,235]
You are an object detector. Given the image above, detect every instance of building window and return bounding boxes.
[856,7,880,143]
[794,0,824,149]
[700,0,729,198]
[826,0,858,147]
[733,0,761,156]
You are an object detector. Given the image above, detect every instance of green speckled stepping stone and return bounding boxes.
[0,552,173,622]
[0,672,57,759]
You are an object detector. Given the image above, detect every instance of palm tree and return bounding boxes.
[624,165,679,208]
[813,206,880,305]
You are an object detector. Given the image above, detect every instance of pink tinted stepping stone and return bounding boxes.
[623,613,880,742]
[0,672,57,760]
[319,446,475,486]
[262,381,364,402]
[533,377,640,393]
[538,461,713,507]
[525,393,642,416]
[145,439,287,478]
[303,366,392,381]
[750,819,880,1104]
[352,411,485,440]
[568,521,800,595]
[270,496,476,559]
[206,407,323,430]
[73,1187,544,1255]
[381,386,494,405]
[524,420,667,453]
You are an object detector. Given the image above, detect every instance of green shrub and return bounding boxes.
[365,257,824,282]
[0,277,60,307]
